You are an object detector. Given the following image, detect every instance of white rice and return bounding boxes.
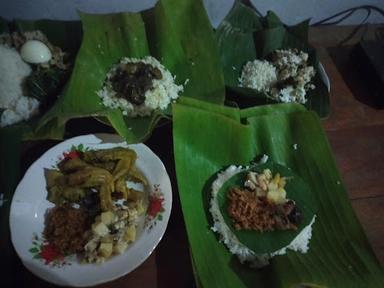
[97,56,184,117]
[239,59,277,92]
[270,85,307,104]
[0,44,39,127]
[209,165,316,268]
[239,49,316,104]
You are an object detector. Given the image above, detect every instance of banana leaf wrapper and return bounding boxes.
[173,99,383,287]
[37,0,225,144]
[216,2,330,118]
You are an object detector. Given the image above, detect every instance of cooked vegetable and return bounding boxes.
[46,146,146,211]
[84,202,144,263]
[44,145,148,264]
[25,68,69,105]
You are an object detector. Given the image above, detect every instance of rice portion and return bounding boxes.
[0,45,39,127]
[97,56,184,117]
[209,165,316,268]
[239,59,277,92]
[239,49,316,104]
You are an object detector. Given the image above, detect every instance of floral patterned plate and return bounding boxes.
[9,134,172,286]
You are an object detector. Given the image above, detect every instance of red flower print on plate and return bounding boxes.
[145,184,165,229]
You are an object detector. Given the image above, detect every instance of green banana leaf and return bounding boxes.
[173,100,383,287]
[38,0,225,144]
[216,2,261,86]
[142,0,224,106]
[216,2,330,118]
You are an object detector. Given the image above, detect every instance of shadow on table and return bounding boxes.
[328,45,384,109]
[145,122,196,288]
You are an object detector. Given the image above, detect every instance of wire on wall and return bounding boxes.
[311,5,384,26]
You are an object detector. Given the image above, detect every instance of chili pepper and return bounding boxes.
[63,150,79,160]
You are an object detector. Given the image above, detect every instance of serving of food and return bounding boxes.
[209,161,316,268]
[6,0,383,287]
[97,56,184,117]
[0,30,71,127]
[9,134,172,286]
[216,3,330,118]
[43,145,148,264]
[239,49,316,104]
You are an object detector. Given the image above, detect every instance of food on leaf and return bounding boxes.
[210,164,316,268]
[97,56,184,117]
[239,60,277,93]
[0,44,37,127]
[216,3,330,118]
[228,169,302,232]
[0,30,71,127]
[239,49,315,104]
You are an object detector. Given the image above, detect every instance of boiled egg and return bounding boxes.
[20,40,52,64]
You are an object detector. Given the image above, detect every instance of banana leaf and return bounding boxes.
[38,0,225,144]
[173,100,383,287]
[216,2,261,88]
[142,0,224,106]
[216,2,330,118]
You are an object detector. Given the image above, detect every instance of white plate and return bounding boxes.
[9,134,172,287]
[319,62,331,93]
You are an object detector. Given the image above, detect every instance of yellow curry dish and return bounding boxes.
[43,146,148,264]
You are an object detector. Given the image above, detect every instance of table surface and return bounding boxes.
[4,24,384,287]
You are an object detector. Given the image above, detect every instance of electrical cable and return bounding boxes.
[337,9,372,46]
[311,5,384,26]
[245,2,384,45]
[310,5,384,46]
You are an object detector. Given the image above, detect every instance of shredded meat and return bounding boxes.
[227,187,300,232]
[43,204,91,254]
